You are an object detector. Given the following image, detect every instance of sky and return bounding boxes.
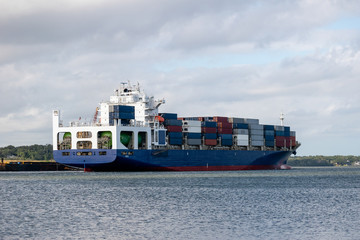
[0,0,360,156]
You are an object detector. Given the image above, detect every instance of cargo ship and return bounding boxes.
[52,82,300,171]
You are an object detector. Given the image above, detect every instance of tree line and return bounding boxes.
[0,144,53,160]
[288,155,360,166]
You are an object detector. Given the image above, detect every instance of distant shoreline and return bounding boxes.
[1,144,359,168]
[288,156,360,167]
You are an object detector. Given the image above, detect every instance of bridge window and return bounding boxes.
[77,131,92,138]
[57,132,72,150]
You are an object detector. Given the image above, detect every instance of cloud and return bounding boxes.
[0,0,360,155]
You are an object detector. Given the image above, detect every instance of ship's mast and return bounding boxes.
[280,112,285,126]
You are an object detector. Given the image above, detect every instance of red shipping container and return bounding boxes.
[166,126,182,132]
[290,136,296,147]
[276,136,284,147]
[217,122,232,129]
[201,127,217,133]
[205,139,217,146]
[276,136,291,147]
[213,116,228,122]
[217,128,233,134]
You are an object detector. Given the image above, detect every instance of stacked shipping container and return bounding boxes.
[290,131,296,147]
[231,120,249,146]
[275,126,296,148]
[182,120,202,145]
[160,114,296,148]
[264,125,275,147]
[109,105,135,125]
[213,116,232,146]
[161,113,183,145]
[201,121,217,146]
[249,124,264,147]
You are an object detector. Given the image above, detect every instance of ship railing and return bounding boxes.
[69,121,93,127]
[64,121,106,127]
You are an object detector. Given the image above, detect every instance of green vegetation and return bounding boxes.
[288,155,360,166]
[0,144,53,160]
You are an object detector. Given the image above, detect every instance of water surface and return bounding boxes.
[1,167,359,239]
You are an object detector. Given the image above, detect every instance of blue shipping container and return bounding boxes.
[219,134,232,140]
[233,123,249,129]
[168,132,182,138]
[275,130,285,136]
[114,105,135,113]
[164,119,183,126]
[185,132,202,139]
[160,113,178,120]
[264,130,275,136]
[119,112,135,119]
[265,135,275,141]
[221,139,233,146]
[265,140,275,147]
[284,126,290,133]
[169,138,182,145]
[201,121,217,128]
[204,133,217,139]
[264,125,275,130]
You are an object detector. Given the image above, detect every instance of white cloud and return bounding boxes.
[0,0,360,155]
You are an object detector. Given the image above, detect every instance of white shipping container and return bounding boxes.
[249,124,264,130]
[275,126,285,131]
[228,118,260,124]
[236,140,249,146]
[182,126,201,133]
[233,134,249,141]
[228,118,244,124]
[290,131,296,137]
[233,129,249,135]
[250,129,264,135]
[182,120,201,127]
[244,118,260,124]
[251,140,264,146]
[251,135,263,141]
[187,139,202,145]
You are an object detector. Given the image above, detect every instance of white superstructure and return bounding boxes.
[52,82,167,154]
[100,82,165,125]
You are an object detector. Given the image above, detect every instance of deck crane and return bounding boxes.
[93,107,99,124]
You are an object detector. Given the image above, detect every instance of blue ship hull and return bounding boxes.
[53,149,293,171]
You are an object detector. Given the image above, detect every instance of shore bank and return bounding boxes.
[0,160,79,171]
